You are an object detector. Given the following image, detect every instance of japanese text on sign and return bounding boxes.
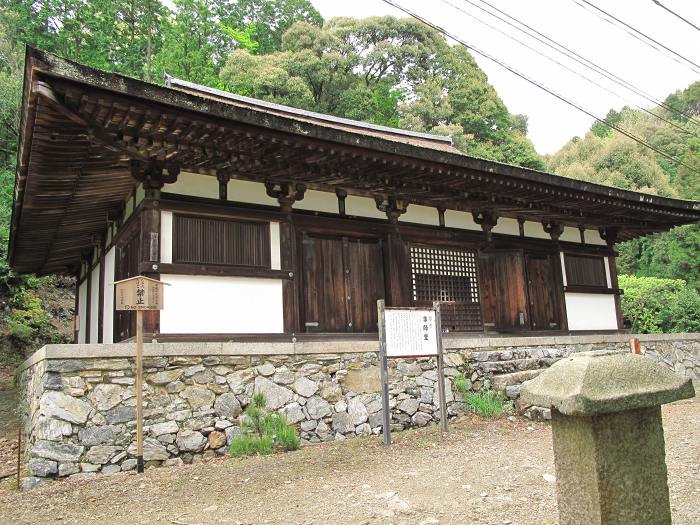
[384,309,438,357]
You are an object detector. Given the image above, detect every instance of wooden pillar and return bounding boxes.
[599,227,623,330]
[265,181,306,334]
[97,235,106,343]
[84,255,92,344]
[376,196,411,307]
[130,160,179,339]
[73,267,80,344]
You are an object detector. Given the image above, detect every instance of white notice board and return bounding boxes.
[384,309,438,357]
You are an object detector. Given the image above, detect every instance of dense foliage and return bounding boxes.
[618,275,700,334]
[548,83,700,293]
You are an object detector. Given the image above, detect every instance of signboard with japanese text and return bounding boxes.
[384,308,438,358]
[114,276,167,311]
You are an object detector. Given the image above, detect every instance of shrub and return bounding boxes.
[452,372,470,394]
[465,389,510,418]
[229,392,300,458]
[619,274,700,333]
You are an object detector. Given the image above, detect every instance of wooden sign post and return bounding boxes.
[114,276,167,473]
[377,299,447,445]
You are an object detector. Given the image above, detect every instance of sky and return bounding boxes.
[311,0,700,155]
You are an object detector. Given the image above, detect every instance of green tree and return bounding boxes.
[220,16,544,169]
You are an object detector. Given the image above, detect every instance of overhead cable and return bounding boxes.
[652,0,700,33]
[379,0,700,177]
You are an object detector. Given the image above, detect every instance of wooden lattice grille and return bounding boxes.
[173,215,271,267]
[410,246,483,332]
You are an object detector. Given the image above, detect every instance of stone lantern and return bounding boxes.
[521,350,694,525]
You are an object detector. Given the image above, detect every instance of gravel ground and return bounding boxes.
[0,394,697,525]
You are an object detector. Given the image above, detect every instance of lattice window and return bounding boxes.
[410,245,482,332]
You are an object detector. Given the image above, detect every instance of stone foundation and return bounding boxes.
[17,333,699,486]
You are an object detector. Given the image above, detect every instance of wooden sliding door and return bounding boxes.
[525,254,561,330]
[301,235,385,333]
[479,250,529,331]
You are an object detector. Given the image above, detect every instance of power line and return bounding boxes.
[439,0,699,139]
[463,0,700,126]
[652,0,700,33]
[378,0,700,178]
[572,0,700,76]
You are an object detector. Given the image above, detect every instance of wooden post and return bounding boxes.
[434,301,448,433]
[377,299,391,445]
[16,427,21,489]
[135,309,144,473]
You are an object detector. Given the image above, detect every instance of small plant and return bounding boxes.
[466,389,511,418]
[229,392,300,457]
[453,371,470,394]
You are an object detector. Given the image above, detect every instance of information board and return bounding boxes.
[114,276,166,311]
[384,309,438,357]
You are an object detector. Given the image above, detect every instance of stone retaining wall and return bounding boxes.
[17,333,699,487]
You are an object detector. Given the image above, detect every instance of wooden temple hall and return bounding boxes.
[11,48,700,344]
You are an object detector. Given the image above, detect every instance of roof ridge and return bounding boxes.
[164,74,454,146]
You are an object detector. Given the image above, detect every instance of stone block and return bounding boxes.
[32,440,84,463]
[40,391,92,424]
[342,366,380,393]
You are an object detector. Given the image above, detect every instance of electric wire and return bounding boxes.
[439,0,699,139]
[572,0,700,75]
[462,0,700,126]
[652,0,700,33]
[379,0,700,177]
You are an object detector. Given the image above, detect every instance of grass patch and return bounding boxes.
[466,389,510,418]
[229,392,300,458]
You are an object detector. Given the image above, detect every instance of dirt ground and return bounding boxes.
[0,390,698,525]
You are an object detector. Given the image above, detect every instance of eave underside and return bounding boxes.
[11,67,700,275]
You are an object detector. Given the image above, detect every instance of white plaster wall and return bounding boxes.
[293,189,338,214]
[89,265,100,343]
[560,252,567,286]
[584,229,607,246]
[565,293,618,330]
[77,280,88,344]
[270,222,281,270]
[160,211,173,264]
[399,204,440,226]
[165,171,218,199]
[523,221,550,239]
[345,195,387,220]
[443,210,480,231]
[123,195,134,221]
[604,256,612,288]
[228,179,278,206]
[135,183,145,206]
[559,226,581,243]
[159,275,284,334]
[491,217,520,236]
[102,248,115,344]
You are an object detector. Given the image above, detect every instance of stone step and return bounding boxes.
[476,357,557,375]
[491,369,543,390]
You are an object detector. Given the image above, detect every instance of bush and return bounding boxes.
[465,389,510,418]
[229,392,300,458]
[619,274,700,333]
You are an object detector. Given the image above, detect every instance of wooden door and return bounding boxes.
[525,254,560,330]
[301,236,347,332]
[345,238,385,332]
[479,250,529,331]
[301,235,385,333]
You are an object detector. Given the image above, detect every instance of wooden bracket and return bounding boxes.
[542,220,565,242]
[217,172,231,200]
[375,195,408,223]
[336,188,347,216]
[472,209,498,243]
[265,181,306,213]
[129,159,180,195]
[517,216,526,237]
[578,224,586,244]
[437,207,446,228]
[598,226,620,247]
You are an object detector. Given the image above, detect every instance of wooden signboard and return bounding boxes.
[377,300,447,446]
[384,309,438,358]
[113,276,168,474]
[114,276,165,311]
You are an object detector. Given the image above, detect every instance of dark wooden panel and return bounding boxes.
[346,238,385,332]
[526,254,560,330]
[479,250,529,331]
[148,262,290,279]
[173,215,270,267]
[564,254,607,287]
[301,236,347,332]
